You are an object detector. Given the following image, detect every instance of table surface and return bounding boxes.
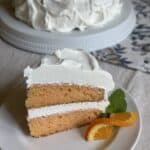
[0,32,149,150]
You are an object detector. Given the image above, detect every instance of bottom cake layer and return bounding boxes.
[28,109,101,137]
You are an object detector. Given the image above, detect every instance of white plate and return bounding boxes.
[0,0,136,54]
[0,87,141,150]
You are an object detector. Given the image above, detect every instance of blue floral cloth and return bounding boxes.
[92,0,150,73]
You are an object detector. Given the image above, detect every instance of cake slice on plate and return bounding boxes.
[24,48,115,137]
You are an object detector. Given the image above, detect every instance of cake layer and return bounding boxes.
[28,109,101,137]
[26,84,104,108]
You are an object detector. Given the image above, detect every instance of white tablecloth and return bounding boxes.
[0,36,149,149]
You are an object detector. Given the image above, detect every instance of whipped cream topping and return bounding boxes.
[28,100,109,120]
[24,48,115,91]
[13,0,122,32]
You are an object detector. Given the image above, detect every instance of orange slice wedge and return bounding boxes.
[85,124,114,141]
[110,112,138,126]
[88,112,138,128]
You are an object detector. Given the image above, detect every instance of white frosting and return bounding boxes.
[13,0,122,32]
[28,100,109,120]
[24,48,115,91]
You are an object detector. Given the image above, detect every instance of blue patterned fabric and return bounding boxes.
[92,0,150,73]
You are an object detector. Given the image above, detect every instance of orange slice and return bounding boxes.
[85,124,114,141]
[89,112,138,127]
[110,112,138,126]
[85,112,138,141]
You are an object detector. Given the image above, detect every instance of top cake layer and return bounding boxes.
[24,48,115,92]
[13,0,122,32]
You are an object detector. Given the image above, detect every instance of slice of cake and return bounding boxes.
[13,0,122,32]
[24,48,115,137]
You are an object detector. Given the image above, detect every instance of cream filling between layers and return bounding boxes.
[27,100,109,120]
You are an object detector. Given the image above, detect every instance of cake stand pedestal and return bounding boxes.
[0,0,136,54]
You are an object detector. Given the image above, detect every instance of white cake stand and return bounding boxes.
[0,0,136,54]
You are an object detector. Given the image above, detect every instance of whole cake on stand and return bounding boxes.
[0,0,136,53]
[13,0,122,32]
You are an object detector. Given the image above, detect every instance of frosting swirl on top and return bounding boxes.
[24,48,115,91]
[13,0,122,32]
[42,48,100,70]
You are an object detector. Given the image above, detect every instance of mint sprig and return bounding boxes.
[100,89,127,118]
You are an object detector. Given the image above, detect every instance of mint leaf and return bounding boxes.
[106,89,127,114]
